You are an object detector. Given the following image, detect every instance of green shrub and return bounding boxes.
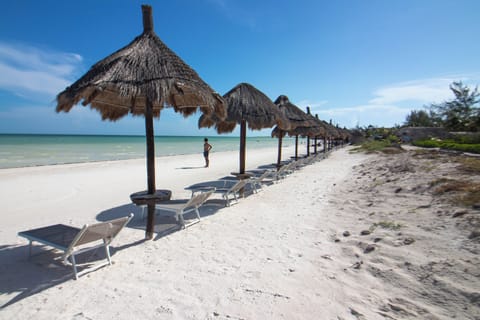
[386,134,401,143]
[413,139,480,154]
[452,134,480,144]
[355,140,393,153]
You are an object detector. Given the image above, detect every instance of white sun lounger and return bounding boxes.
[190,179,249,207]
[18,214,134,280]
[248,170,276,192]
[154,189,216,228]
[222,179,249,206]
[276,161,296,180]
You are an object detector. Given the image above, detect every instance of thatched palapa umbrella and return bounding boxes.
[323,119,341,150]
[199,83,289,174]
[313,115,329,152]
[285,106,327,156]
[56,5,226,239]
[271,95,314,166]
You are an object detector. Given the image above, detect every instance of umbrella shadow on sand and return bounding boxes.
[0,235,145,309]
[1,160,286,309]
[0,198,223,309]
[0,244,73,309]
[96,201,224,240]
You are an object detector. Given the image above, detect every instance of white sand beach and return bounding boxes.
[1,145,479,319]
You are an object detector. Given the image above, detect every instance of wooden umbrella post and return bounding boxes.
[277,132,283,169]
[239,119,247,174]
[295,135,298,160]
[142,5,153,33]
[295,134,298,160]
[145,99,156,240]
[307,136,310,156]
[305,106,311,157]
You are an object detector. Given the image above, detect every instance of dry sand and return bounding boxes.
[0,145,479,319]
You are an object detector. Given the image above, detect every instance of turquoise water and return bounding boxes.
[0,134,293,169]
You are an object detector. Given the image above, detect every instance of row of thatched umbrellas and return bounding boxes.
[201,86,349,172]
[55,5,350,239]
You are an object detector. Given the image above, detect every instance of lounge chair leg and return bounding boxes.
[223,195,229,207]
[178,210,186,229]
[70,254,79,280]
[104,241,112,265]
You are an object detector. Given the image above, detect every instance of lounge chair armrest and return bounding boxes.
[190,186,216,196]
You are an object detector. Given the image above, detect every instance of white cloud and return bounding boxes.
[0,42,83,98]
[369,78,457,105]
[0,63,71,96]
[304,75,480,128]
[295,99,328,112]
[316,104,410,128]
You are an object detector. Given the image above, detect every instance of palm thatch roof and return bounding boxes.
[199,83,289,133]
[334,126,351,140]
[322,120,341,138]
[271,95,316,138]
[291,107,328,138]
[56,5,226,121]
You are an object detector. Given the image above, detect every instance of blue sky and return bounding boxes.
[1,0,479,136]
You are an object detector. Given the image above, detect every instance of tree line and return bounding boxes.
[404,81,480,132]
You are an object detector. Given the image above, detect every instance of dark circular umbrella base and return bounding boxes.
[230,172,253,180]
[130,189,172,206]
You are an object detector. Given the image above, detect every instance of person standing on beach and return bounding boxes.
[203,138,212,167]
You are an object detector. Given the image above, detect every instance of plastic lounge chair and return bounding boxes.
[248,170,275,192]
[295,157,311,169]
[190,179,249,207]
[221,179,249,206]
[276,162,295,180]
[18,213,134,280]
[154,188,216,228]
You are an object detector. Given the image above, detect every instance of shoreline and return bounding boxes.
[0,135,298,170]
[0,144,295,171]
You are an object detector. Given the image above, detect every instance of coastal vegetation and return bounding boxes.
[430,177,480,207]
[353,81,480,154]
[413,138,480,154]
[351,139,399,154]
[404,81,480,132]
[350,127,403,154]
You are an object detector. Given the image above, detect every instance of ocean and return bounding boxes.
[0,134,295,169]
